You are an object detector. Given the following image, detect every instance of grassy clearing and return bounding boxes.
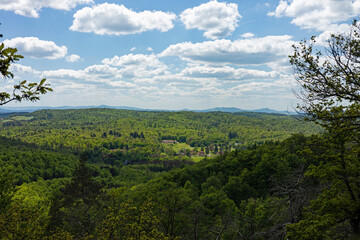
[1,119,12,123]
[10,116,34,121]
[169,142,193,152]
[192,156,206,162]
[161,142,217,162]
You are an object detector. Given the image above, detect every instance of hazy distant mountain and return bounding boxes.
[194,107,246,113]
[252,108,294,114]
[0,105,295,115]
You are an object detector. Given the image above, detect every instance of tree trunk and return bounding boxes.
[350,218,360,237]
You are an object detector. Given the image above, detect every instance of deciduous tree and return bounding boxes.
[288,19,360,239]
[0,42,52,106]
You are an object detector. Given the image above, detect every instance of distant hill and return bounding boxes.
[0,105,296,115]
[193,107,295,115]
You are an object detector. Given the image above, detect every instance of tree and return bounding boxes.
[290,20,360,132]
[288,20,360,239]
[0,42,52,105]
[48,154,103,238]
[0,167,15,213]
[96,200,172,240]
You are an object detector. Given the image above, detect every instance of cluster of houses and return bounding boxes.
[177,150,207,157]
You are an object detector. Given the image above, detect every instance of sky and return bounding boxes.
[0,0,359,110]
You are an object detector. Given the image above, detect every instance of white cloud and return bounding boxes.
[3,37,67,59]
[102,54,162,67]
[229,79,292,96]
[102,54,169,78]
[41,69,86,80]
[109,81,137,88]
[130,47,136,51]
[65,54,81,62]
[9,63,39,75]
[181,65,280,80]
[147,47,154,51]
[315,23,352,45]
[180,0,241,39]
[268,0,360,31]
[268,0,288,18]
[159,35,295,66]
[70,3,177,35]
[84,64,119,79]
[42,64,122,82]
[241,32,255,38]
[0,0,93,18]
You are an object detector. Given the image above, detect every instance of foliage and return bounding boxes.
[0,43,52,106]
[48,155,103,238]
[0,109,325,239]
[290,20,360,132]
[0,136,77,184]
[288,19,360,239]
[0,166,15,213]
[96,200,173,240]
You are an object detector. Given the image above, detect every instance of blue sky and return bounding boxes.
[0,0,358,110]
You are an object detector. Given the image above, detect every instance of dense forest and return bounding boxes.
[0,108,354,240]
[0,109,319,185]
[0,107,357,239]
[0,109,321,239]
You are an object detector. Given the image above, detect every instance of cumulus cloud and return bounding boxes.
[102,54,162,67]
[268,0,360,31]
[241,32,255,38]
[102,54,169,78]
[84,64,119,79]
[3,37,67,59]
[159,35,295,66]
[65,54,81,62]
[147,47,154,51]
[42,64,121,81]
[70,3,177,35]
[181,65,280,80]
[109,81,137,88]
[9,63,39,75]
[41,69,86,80]
[41,65,139,92]
[130,47,136,51]
[180,0,241,39]
[315,23,352,45]
[0,0,93,18]
[229,79,292,97]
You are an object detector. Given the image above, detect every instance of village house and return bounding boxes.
[197,151,206,157]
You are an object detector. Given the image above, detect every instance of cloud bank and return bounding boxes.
[70,3,177,35]
[180,0,241,39]
[0,0,93,18]
[3,37,67,59]
[268,0,360,31]
[159,35,295,65]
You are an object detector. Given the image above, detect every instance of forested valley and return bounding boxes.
[0,108,354,240]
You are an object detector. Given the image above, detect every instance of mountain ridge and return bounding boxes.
[0,105,296,115]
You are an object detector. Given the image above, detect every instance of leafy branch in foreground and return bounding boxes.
[0,42,52,106]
